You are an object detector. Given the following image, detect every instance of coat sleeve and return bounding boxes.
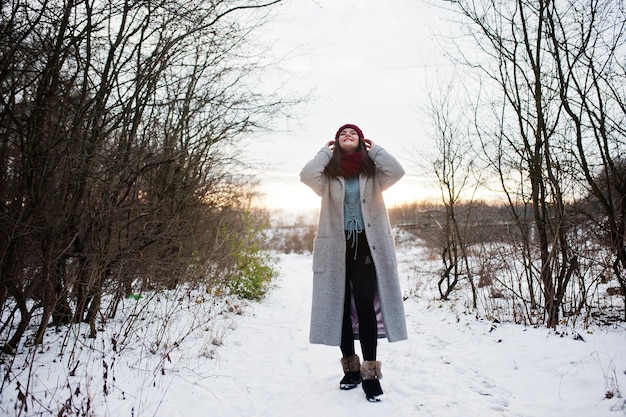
[368,144,405,191]
[300,147,333,196]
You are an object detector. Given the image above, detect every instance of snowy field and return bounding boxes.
[1,244,625,417]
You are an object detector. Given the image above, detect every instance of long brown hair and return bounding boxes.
[324,135,376,178]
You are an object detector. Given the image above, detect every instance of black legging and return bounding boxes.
[340,231,378,361]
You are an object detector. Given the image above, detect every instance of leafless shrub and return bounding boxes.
[413,0,626,327]
[0,0,289,412]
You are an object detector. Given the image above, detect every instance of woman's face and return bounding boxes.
[337,128,360,154]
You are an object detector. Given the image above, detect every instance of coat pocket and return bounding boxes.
[384,232,398,268]
[312,237,328,272]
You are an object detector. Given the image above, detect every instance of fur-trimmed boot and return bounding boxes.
[361,360,383,402]
[339,354,362,390]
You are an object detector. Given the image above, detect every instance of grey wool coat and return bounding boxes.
[300,144,408,346]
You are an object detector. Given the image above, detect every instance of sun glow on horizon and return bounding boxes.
[253,173,439,217]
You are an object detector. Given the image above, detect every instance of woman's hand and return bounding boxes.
[363,138,374,151]
[326,140,336,151]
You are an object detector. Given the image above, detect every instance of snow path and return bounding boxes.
[2,254,624,417]
[154,253,624,417]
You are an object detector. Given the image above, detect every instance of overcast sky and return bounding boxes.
[247,0,458,215]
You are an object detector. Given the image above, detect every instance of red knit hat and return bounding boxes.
[335,124,364,140]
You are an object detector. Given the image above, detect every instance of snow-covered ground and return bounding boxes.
[2,247,625,417]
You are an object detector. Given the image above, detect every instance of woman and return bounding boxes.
[300,123,408,402]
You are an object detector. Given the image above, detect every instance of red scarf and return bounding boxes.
[341,152,362,177]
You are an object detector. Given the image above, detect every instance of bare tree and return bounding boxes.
[544,0,626,318]
[428,82,479,305]
[0,0,287,352]
[442,0,625,326]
